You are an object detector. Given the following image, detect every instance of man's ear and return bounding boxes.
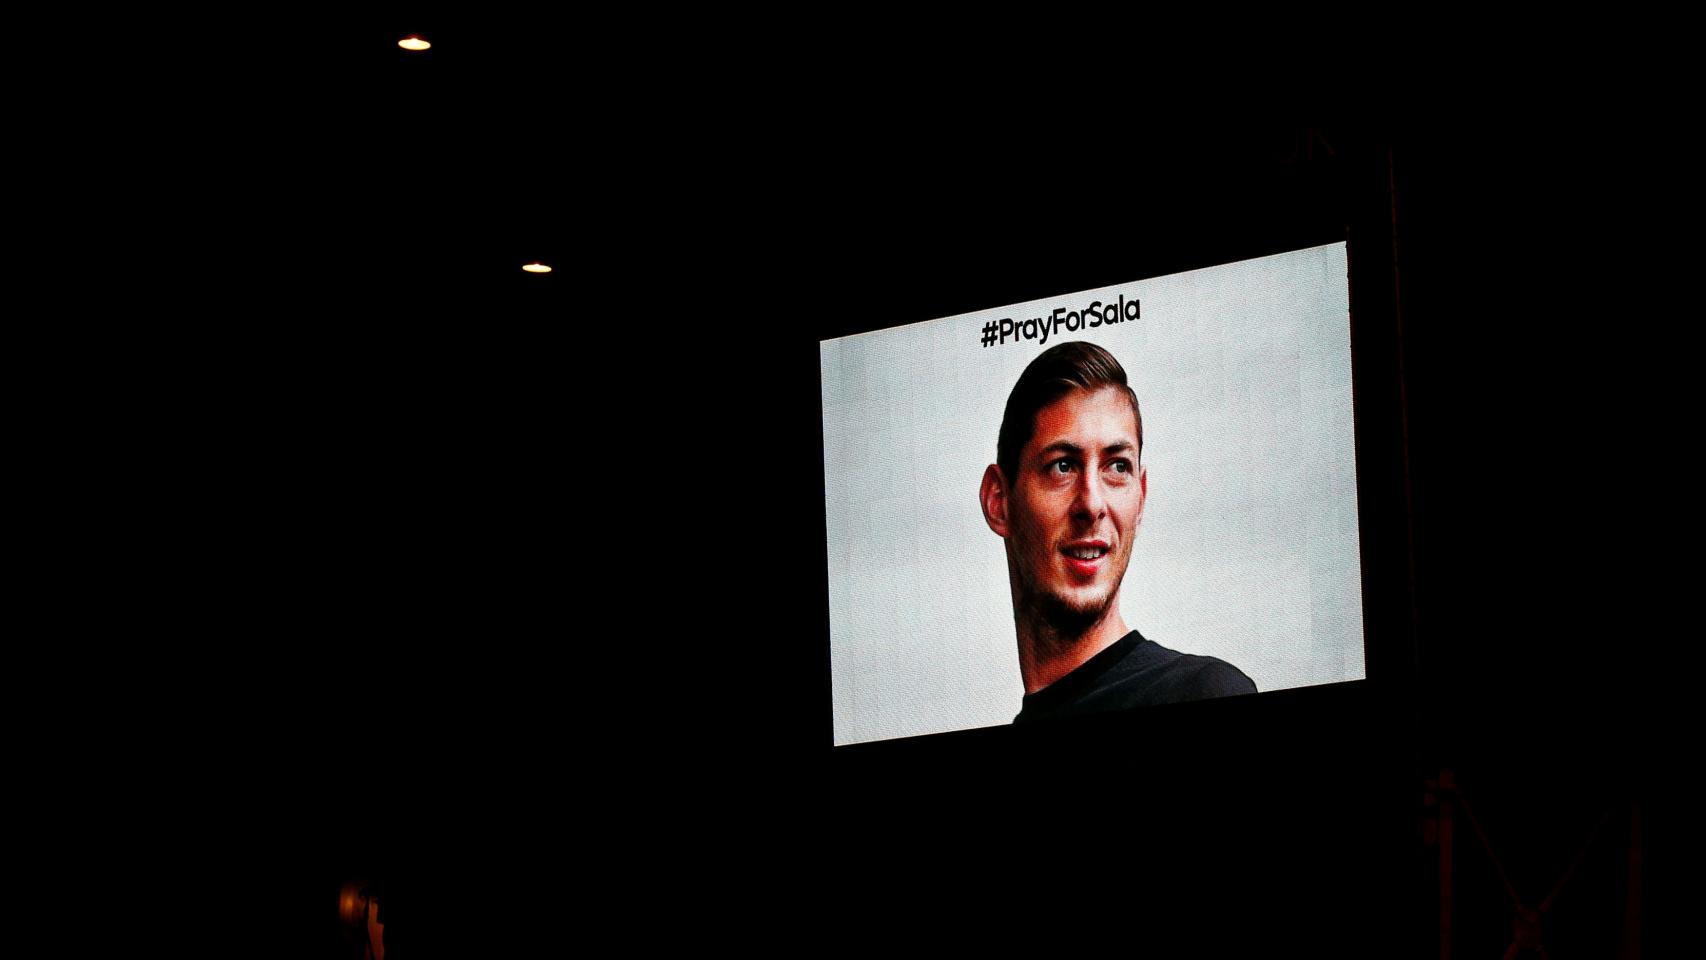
[981,464,1010,538]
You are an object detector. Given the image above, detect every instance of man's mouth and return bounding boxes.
[1061,541,1111,576]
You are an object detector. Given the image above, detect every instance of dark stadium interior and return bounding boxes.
[185,23,1668,958]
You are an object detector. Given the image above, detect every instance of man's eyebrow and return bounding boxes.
[1037,441,1083,460]
[1037,440,1135,459]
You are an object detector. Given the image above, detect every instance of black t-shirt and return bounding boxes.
[1013,629,1256,724]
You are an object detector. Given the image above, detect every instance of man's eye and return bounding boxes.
[1110,460,1131,474]
[1050,460,1073,474]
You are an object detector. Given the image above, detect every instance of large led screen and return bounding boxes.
[823,242,1365,746]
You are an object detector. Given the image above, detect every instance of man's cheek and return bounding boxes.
[1020,527,1054,571]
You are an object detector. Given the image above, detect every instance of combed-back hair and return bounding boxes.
[996,341,1142,484]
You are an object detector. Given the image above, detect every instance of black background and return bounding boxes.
[77,21,1677,958]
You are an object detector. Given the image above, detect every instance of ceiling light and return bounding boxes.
[522,263,552,274]
[398,36,431,51]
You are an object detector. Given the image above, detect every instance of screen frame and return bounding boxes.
[799,131,1416,763]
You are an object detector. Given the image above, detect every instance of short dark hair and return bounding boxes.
[997,341,1142,483]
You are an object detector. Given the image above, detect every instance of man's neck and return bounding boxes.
[1014,603,1130,695]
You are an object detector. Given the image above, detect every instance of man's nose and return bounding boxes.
[1072,468,1107,521]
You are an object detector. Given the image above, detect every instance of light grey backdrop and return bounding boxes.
[822,243,1364,746]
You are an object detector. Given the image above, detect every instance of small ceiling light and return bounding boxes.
[398,36,431,51]
[522,263,552,274]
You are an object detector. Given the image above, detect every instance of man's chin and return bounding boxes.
[1036,587,1116,637]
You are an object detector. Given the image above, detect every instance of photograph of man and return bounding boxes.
[979,341,1257,722]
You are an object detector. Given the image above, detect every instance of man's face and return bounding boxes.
[1004,386,1147,627]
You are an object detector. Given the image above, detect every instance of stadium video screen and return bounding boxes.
[822,242,1365,746]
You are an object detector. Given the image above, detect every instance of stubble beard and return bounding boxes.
[1012,553,1122,655]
